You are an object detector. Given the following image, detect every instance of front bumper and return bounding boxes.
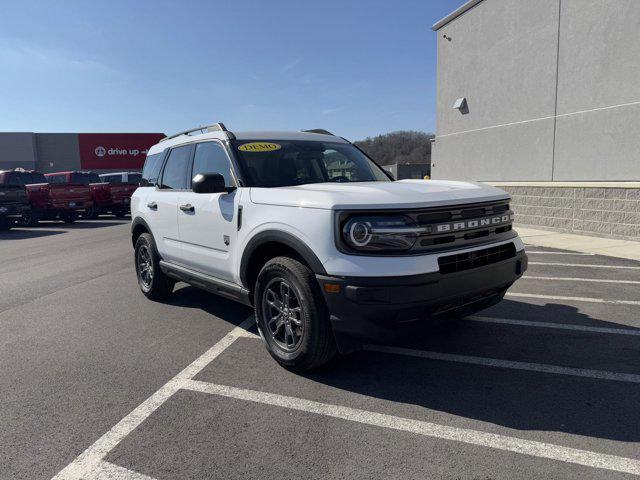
[0,203,30,218]
[316,248,527,344]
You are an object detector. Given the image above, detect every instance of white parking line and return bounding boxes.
[90,461,157,480]
[51,317,255,480]
[529,262,640,270]
[467,315,640,336]
[523,275,640,285]
[363,345,640,383]
[526,251,594,256]
[52,312,640,480]
[506,292,640,306]
[184,380,640,476]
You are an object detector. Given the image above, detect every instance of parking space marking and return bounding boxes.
[507,292,640,306]
[526,251,595,256]
[529,262,640,270]
[51,316,255,480]
[184,379,640,476]
[363,345,640,383]
[90,461,157,480]
[467,315,640,336]
[523,275,640,285]
[236,328,259,339]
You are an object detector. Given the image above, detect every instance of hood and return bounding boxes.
[249,180,510,210]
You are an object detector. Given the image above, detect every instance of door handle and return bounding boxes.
[179,204,195,213]
[147,201,157,210]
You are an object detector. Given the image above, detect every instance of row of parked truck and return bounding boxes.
[0,169,141,230]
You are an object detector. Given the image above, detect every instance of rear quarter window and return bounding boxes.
[141,153,164,185]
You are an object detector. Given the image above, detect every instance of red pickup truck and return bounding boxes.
[1,169,92,225]
[46,171,132,219]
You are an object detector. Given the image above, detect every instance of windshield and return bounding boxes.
[232,140,391,188]
[70,173,101,184]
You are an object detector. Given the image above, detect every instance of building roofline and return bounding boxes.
[432,0,485,31]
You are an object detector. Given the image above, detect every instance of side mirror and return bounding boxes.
[192,172,230,194]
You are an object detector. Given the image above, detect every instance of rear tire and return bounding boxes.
[134,233,175,301]
[62,211,77,224]
[0,217,12,231]
[254,256,337,372]
[83,205,99,220]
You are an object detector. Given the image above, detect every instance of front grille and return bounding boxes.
[409,200,514,252]
[337,199,516,256]
[438,242,516,274]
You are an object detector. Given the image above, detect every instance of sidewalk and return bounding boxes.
[516,226,640,261]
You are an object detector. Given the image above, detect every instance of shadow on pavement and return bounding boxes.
[305,299,640,443]
[167,284,253,326]
[0,229,65,240]
[484,298,640,328]
[66,220,130,229]
[194,297,640,444]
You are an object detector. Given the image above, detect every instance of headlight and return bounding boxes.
[341,215,425,252]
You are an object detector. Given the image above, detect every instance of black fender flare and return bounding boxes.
[240,230,327,288]
[131,217,152,246]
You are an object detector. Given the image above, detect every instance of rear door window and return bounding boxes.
[160,145,193,190]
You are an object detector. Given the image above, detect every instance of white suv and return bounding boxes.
[131,123,527,371]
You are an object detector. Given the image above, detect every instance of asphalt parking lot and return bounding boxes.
[1,220,639,480]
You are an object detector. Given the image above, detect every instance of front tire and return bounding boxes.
[134,233,175,300]
[113,207,126,218]
[20,211,39,227]
[254,256,337,371]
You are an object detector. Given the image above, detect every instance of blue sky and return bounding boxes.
[0,0,462,140]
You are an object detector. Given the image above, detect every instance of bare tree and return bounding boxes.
[355,131,434,166]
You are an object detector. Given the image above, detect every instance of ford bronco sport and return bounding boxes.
[131,124,527,371]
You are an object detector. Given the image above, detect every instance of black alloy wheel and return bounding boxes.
[262,278,304,352]
[134,232,175,300]
[137,243,154,290]
[254,256,337,371]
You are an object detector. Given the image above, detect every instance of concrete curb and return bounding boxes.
[516,225,640,261]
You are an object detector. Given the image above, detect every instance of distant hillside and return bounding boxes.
[354,131,434,166]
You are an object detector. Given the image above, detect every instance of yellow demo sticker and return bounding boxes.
[238,142,282,152]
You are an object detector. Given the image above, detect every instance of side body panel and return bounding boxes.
[176,188,242,282]
[134,186,182,262]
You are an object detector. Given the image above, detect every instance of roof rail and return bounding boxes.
[301,129,334,136]
[160,122,233,143]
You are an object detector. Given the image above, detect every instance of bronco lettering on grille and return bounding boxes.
[435,214,514,233]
